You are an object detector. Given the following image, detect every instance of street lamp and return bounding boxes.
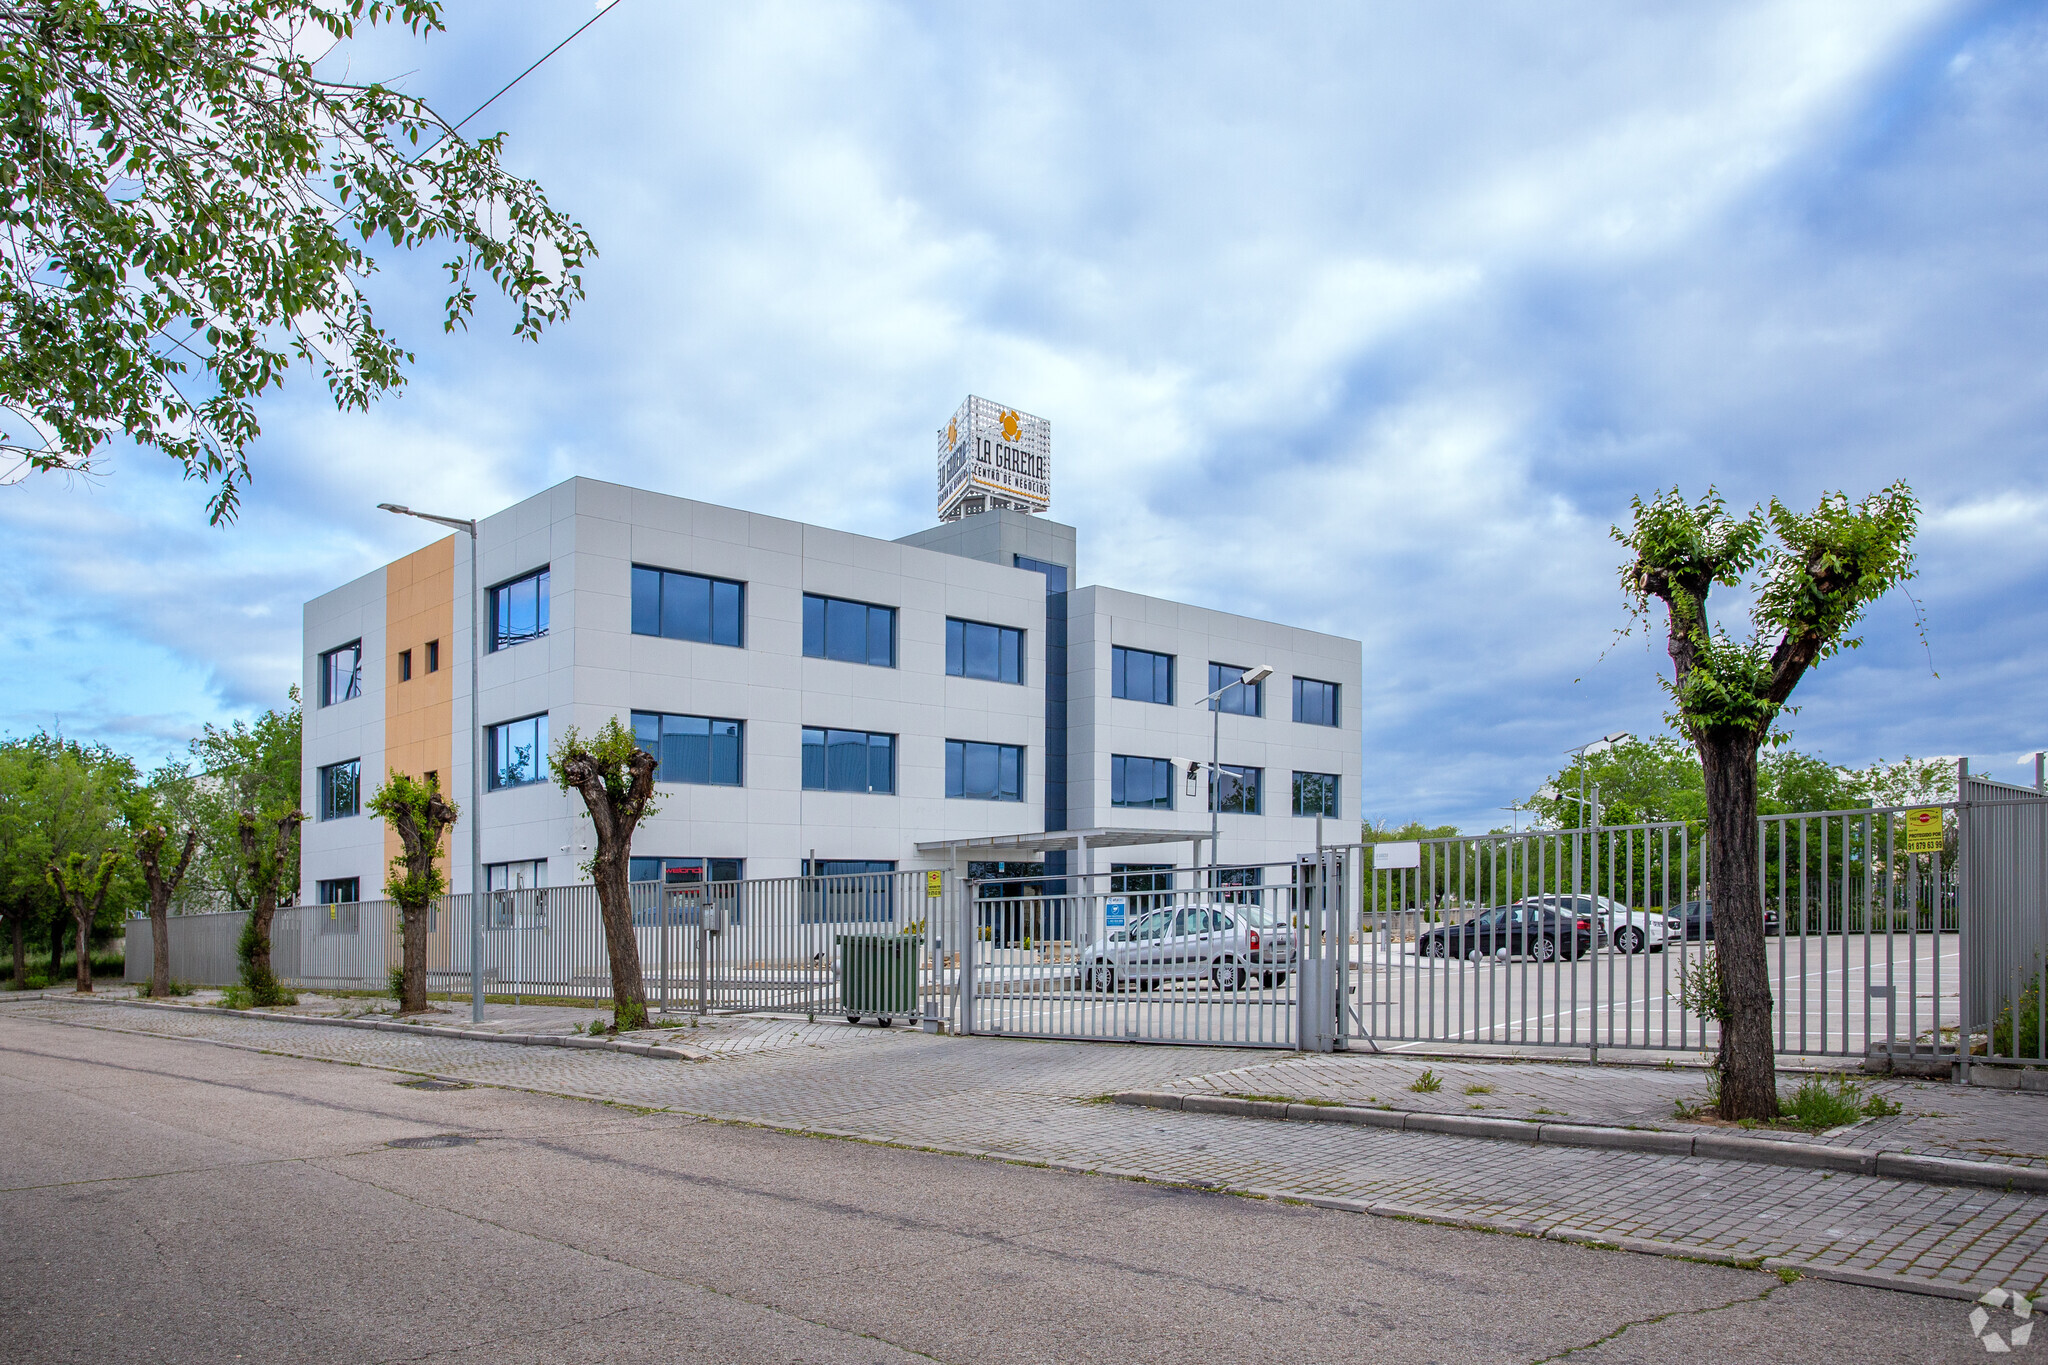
[1187,664,1275,890]
[379,502,485,1025]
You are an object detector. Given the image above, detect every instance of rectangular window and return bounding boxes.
[1208,662,1263,716]
[1110,755,1174,810]
[317,877,360,904]
[319,641,362,707]
[630,857,744,885]
[1293,677,1340,727]
[946,740,1025,801]
[318,759,360,820]
[630,711,743,786]
[1217,865,1264,907]
[802,594,895,667]
[1111,646,1173,704]
[398,649,413,682]
[487,713,549,790]
[946,618,1024,684]
[1293,771,1340,818]
[489,567,550,652]
[1208,763,1262,815]
[631,565,745,647]
[485,860,550,892]
[425,639,440,672]
[801,859,897,924]
[1014,555,1068,593]
[801,727,895,794]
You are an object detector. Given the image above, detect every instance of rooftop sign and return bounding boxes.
[936,395,1050,521]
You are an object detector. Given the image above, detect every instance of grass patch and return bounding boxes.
[135,979,195,998]
[1463,1083,1494,1096]
[1776,1076,1895,1132]
[1409,1069,1444,1094]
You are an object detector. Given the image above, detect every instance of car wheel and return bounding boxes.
[846,1014,861,1024]
[1615,926,1644,954]
[1261,971,1276,988]
[1532,936,1558,962]
[1212,960,1243,990]
[1090,963,1117,993]
[1428,938,1449,958]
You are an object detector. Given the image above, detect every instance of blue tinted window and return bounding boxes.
[631,565,744,647]
[631,711,743,786]
[946,740,1024,801]
[1293,771,1340,817]
[489,568,549,652]
[1208,763,1261,815]
[947,618,1024,684]
[804,594,895,666]
[1208,662,1263,716]
[317,759,360,819]
[487,714,548,790]
[1014,555,1068,593]
[319,641,362,707]
[801,727,895,793]
[1293,677,1339,726]
[1110,755,1174,810]
[1112,647,1173,704]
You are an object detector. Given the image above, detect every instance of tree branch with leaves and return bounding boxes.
[0,1,594,520]
[1615,483,1918,1119]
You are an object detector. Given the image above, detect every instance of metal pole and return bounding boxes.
[1210,700,1220,893]
[468,527,484,1024]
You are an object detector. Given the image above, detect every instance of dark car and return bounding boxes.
[1416,904,1595,961]
[1678,901,1781,940]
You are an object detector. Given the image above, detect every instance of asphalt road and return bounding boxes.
[0,1010,1976,1364]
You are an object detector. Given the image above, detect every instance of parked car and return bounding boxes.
[1678,901,1781,940]
[1079,901,1296,991]
[1414,904,1596,961]
[1528,894,1681,954]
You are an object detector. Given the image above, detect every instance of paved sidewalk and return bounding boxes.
[14,992,2048,1301]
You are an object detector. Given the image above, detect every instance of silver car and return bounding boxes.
[1080,901,1296,991]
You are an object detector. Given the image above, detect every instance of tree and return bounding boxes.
[47,849,119,991]
[366,769,455,1014]
[186,689,301,914]
[130,780,198,998]
[234,806,303,1005]
[0,732,136,986]
[1,1,593,522]
[550,718,655,1032]
[1615,484,1918,1120]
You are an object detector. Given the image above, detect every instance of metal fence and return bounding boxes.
[1961,776,2048,1073]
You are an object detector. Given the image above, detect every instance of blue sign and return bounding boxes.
[1105,898,1127,930]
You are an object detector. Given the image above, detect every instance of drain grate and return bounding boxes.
[399,1078,472,1092]
[386,1133,478,1150]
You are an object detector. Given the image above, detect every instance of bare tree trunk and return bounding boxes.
[1700,733,1778,1120]
[592,836,646,1029]
[10,914,22,990]
[137,827,197,1000]
[558,738,656,1032]
[74,906,92,992]
[150,905,171,997]
[402,906,430,1012]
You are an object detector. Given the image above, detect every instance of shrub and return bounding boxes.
[1409,1068,1444,1094]
[388,966,406,1002]
[1679,951,1728,1022]
[1778,1075,1893,1132]
[1993,983,2047,1060]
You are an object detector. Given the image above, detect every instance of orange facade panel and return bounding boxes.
[382,536,456,877]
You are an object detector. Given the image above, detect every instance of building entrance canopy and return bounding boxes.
[916,827,1214,874]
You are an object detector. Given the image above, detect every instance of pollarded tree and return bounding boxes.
[549,718,656,1032]
[132,820,197,999]
[1615,484,1918,1120]
[47,849,119,991]
[0,1,595,522]
[234,806,304,1006]
[366,770,456,1014]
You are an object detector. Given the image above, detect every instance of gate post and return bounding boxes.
[1297,845,1337,1053]
[957,871,977,1036]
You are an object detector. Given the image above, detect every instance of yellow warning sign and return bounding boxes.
[1903,807,1943,853]
[925,870,944,898]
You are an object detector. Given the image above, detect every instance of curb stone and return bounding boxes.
[1110,1089,2048,1195]
[88,996,708,1062]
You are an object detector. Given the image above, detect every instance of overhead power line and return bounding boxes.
[450,0,625,135]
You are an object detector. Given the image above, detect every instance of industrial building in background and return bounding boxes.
[301,399,1359,905]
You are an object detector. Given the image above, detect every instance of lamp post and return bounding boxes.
[1190,664,1275,891]
[1563,730,1631,921]
[379,502,484,1025]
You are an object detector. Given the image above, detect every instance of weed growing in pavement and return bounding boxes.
[1778,1076,1894,1131]
[136,980,194,998]
[1463,1083,1493,1095]
[220,984,252,1009]
[388,967,406,1001]
[588,1019,608,1036]
[1410,1069,1444,1094]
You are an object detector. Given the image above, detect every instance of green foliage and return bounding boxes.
[365,769,456,907]
[136,978,193,998]
[219,983,252,1010]
[388,965,406,1001]
[0,1,594,522]
[1993,983,2048,1060]
[233,911,292,1006]
[1777,1076,1897,1132]
[613,999,647,1033]
[1408,1068,1443,1094]
[1679,951,1727,1022]
[1615,484,1919,743]
[185,689,302,913]
[549,717,658,811]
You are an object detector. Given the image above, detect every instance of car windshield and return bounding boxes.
[1127,911,1173,941]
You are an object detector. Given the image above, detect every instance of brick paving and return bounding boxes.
[12,993,2048,1299]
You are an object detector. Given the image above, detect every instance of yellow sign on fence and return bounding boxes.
[925,870,944,898]
[1903,807,1943,853]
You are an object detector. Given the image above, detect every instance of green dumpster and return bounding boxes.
[839,933,921,1025]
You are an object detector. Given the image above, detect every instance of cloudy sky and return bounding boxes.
[3,0,2043,830]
